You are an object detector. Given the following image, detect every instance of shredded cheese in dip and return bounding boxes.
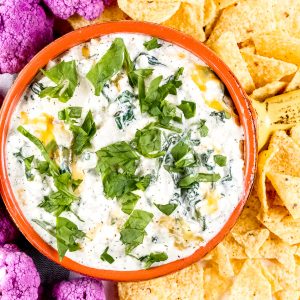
[6,33,244,270]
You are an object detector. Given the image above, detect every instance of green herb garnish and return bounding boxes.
[143,38,162,51]
[154,203,178,216]
[39,60,78,102]
[100,247,115,264]
[177,100,196,119]
[58,107,82,124]
[198,119,209,137]
[70,110,96,155]
[120,193,140,215]
[120,209,153,254]
[179,173,221,188]
[214,154,227,167]
[140,252,168,269]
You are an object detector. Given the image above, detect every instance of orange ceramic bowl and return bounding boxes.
[0,22,257,281]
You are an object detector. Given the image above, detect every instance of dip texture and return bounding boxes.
[6,33,244,270]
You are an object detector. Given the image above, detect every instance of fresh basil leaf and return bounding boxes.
[171,141,190,161]
[177,101,196,119]
[179,173,221,188]
[56,217,85,260]
[120,193,140,215]
[96,141,139,175]
[140,252,168,269]
[198,119,209,137]
[100,246,115,264]
[136,174,152,191]
[87,38,126,96]
[120,209,153,254]
[39,60,78,102]
[70,110,96,155]
[154,203,178,216]
[17,126,60,176]
[143,38,162,51]
[53,172,79,200]
[214,154,227,167]
[58,106,82,124]
[35,160,50,175]
[133,125,165,158]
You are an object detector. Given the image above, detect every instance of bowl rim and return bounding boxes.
[0,21,257,281]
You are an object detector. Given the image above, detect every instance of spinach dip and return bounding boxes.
[6,34,244,270]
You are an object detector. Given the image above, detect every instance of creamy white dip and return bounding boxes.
[6,33,244,270]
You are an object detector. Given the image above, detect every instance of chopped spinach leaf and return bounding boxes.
[58,106,82,124]
[222,166,232,182]
[177,100,196,119]
[114,106,135,129]
[120,193,140,215]
[199,150,214,171]
[134,52,165,66]
[39,60,78,103]
[87,38,133,95]
[100,247,115,264]
[179,173,221,188]
[154,203,178,216]
[70,110,96,155]
[210,110,231,122]
[30,82,44,95]
[214,154,227,167]
[140,252,168,269]
[120,209,153,254]
[170,141,196,169]
[143,38,162,51]
[198,119,209,137]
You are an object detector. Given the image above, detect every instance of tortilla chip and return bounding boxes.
[275,290,300,300]
[268,130,300,177]
[211,243,234,277]
[204,0,218,27]
[117,0,181,23]
[221,234,247,259]
[250,81,287,101]
[259,262,283,293]
[259,235,297,271]
[258,211,300,245]
[240,45,256,54]
[215,0,237,9]
[163,1,206,41]
[68,6,129,29]
[207,0,276,45]
[257,147,278,212]
[274,0,300,39]
[226,260,272,300]
[210,31,255,93]
[253,33,300,66]
[232,229,269,258]
[118,262,204,300]
[267,172,300,219]
[240,51,297,87]
[203,264,232,300]
[290,125,300,146]
[285,69,300,93]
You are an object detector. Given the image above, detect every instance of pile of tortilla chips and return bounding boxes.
[68,0,300,299]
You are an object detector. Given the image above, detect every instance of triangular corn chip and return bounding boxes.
[203,0,218,27]
[211,243,234,278]
[232,229,269,258]
[241,51,297,87]
[290,125,300,146]
[227,260,272,300]
[210,31,255,93]
[275,290,300,300]
[253,33,300,66]
[207,0,276,44]
[163,1,206,41]
[267,172,300,219]
[285,69,300,93]
[250,81,287,101]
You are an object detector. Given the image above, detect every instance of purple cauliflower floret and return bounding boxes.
[53,277,105,300]
[0,0,53,74]
[0,208,19,245]
[43,0,105,20]
[0,244,41,300]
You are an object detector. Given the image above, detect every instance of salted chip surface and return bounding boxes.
[267,172,300,219]
[117,0,181,23]
[253,33,300,66]
[241,51,297,87]
[227,260,272,300]
[250,82,287,102]
[211,243,234,278]
[275,290,300,300]
[232,229,269,258]
[163,1,206,41]
[215,0,237,9]
[203,0,218,27]
[207,0,276,45]
[285,69,300,93]
[68,5,129,29]
[210,31,255,93]
[118,262,204,300]
[290,125,300,146]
